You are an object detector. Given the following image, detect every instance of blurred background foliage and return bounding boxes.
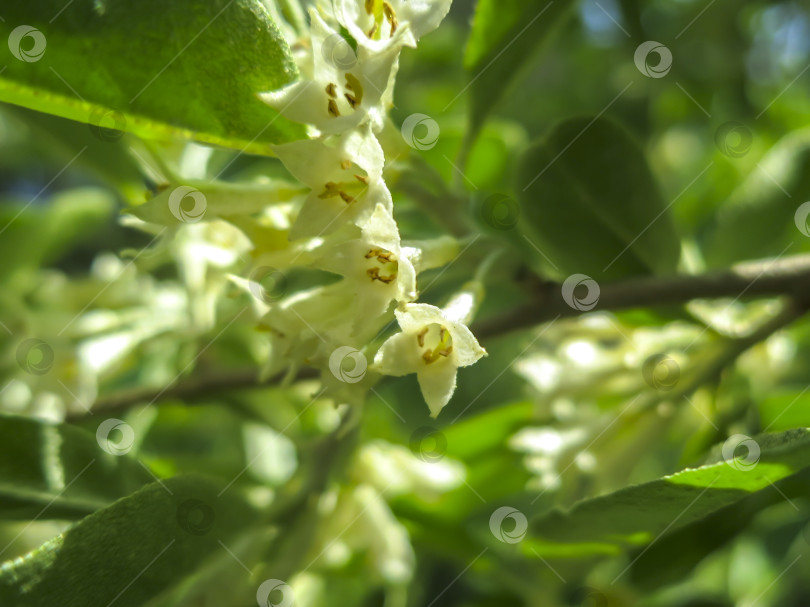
[2,0,810,606]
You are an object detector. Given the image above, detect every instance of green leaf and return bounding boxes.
[4,106,147,203]
[0,475,258,607]
[0,187,115,280]
[0,476,253,607]
[128,180,303,226]
[759,389,810,432]
[528,428,810,558]
[516,116,681,280]
[464,0,573,139]
[704,127,810,267]
[0,414,151,520]
[0,0,306,154]
[442,401,535,461]
[626,468,810,591]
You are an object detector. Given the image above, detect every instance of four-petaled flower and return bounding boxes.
[335,0,453,52]
[254,204,416,342]
[261,10,405,134]
[272,125,389,239]
[374,303,486,418]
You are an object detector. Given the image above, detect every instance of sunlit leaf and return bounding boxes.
[0,414,151,520]
[464,0,573,139]
[704,128,810,267]
[0,0,306,154]
[0,475,258,607]
[529,428,810,557]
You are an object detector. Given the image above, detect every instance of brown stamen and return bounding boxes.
[416,327,428,348]
[366,267,396,283]
[344,93,359,109]
[383,1,398,35]
[344,73,364,105]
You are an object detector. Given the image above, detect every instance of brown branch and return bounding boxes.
[70,367,317,422]
[475,254,810,339]
[73,254,810,421]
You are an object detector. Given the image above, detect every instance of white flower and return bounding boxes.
[402,235,459,274]
[266,284,356,361]
[374,302,486,417]
[256,203,416,341]
[260,9,405,134]
[272,126,389,239]
[314,203,416,334]
[173,220,252,329]
[333,0,453,52]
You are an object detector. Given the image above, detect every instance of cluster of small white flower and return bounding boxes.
[253,0,486,417]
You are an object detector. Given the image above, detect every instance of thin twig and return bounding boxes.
[475,254,810,339]
[70,367,317,422]
[72,255,810,421]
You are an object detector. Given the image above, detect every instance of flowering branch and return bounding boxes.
[475,253,810,339]
[75,254,810,421]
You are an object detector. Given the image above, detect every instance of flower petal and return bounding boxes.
[395,0,453,40]
[362,202,401,251]
[393,303,445,334]
[395,254,417,303]
[416,361,457,418]
[273,127,384,188]
[447,320,487,367]
[259,79,329,128]
[374,330,424,376]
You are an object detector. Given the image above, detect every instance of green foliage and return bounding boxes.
[530,428,810,556]
[0,188,115,281]
[626,468,810,591]
[0,414,151,520]
[0,0,305,154]
[0,475,257,607]
[464,0,573,140]
[704,128,810,267]
[2,0,810,606]
[517,116,681,279]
